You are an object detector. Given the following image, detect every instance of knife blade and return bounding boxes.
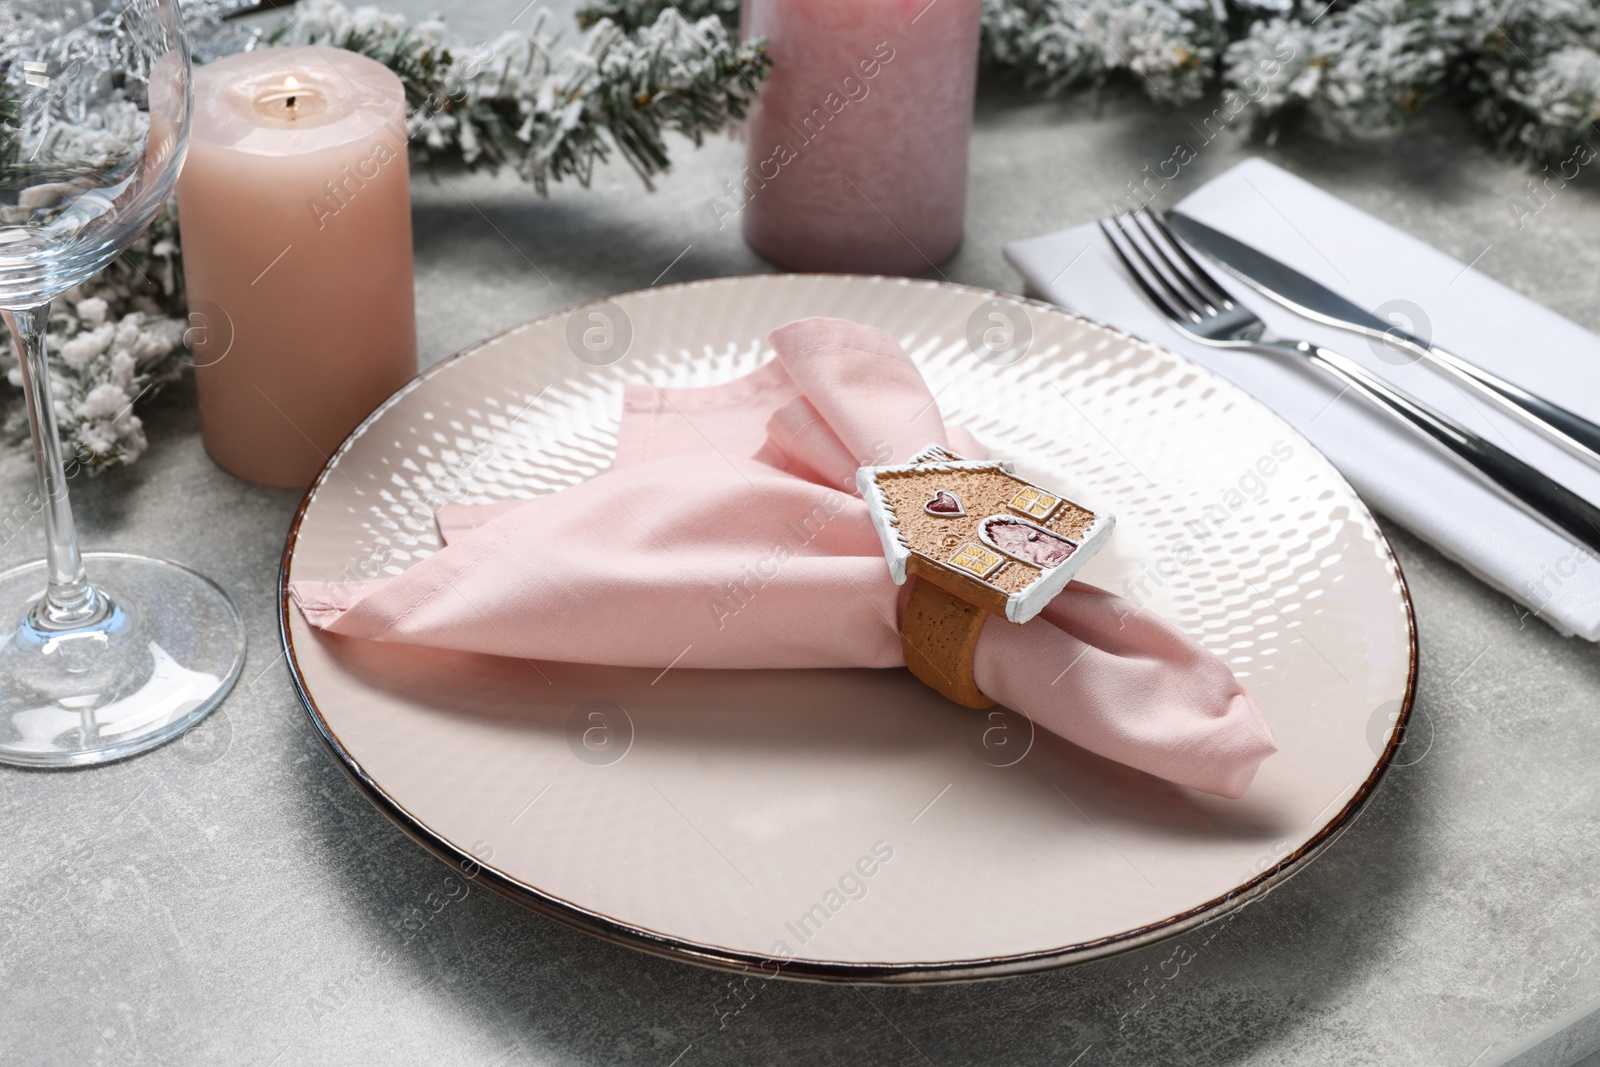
[1164,210,1600,469]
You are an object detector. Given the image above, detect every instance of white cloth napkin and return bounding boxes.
[1005,157,1600,640]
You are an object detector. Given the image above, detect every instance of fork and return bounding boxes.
[1099,210,1600,555]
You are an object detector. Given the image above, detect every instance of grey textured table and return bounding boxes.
[6,3,1600,1063]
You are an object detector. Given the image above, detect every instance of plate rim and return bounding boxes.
[277,273,1418,984]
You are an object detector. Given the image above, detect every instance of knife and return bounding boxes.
[1165,211,1600,471]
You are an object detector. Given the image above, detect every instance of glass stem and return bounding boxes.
[5,303,103,629]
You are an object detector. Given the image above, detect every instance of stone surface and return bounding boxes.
[4,2,1600,1064]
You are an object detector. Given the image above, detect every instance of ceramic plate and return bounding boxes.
[279,274,1415,983]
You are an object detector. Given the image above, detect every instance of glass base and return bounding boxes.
[0,552,246,768]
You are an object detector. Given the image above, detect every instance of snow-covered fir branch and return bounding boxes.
[269,0,768,192]
[0,207,187,474]
[976,0,1600,161]
[982,0,1226,105]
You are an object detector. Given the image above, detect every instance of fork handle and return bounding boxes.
[1283,341,1600,555]
[1421,344,1600,468]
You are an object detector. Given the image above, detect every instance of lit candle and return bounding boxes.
[177,46,417,489]
[736,0,982,275]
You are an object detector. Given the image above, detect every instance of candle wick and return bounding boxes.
[287,94,297,109]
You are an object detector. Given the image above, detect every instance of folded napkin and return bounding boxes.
[1006,157,1600,640]
[292,318,1276,797]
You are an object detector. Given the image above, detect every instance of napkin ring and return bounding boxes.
[857,444,1115,707]
[901,577,994,709]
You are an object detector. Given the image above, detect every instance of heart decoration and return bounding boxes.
[924,490,964,516]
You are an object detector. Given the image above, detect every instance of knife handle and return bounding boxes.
[1282,341,1600,555]
[1420,344,1600,469]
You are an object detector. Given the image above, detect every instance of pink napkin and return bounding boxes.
[292,318,1275,798]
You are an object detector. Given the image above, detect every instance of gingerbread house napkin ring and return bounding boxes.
[857,445,1115,709]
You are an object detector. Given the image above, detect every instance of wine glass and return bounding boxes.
[0,0,244,766]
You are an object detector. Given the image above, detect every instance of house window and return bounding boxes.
[948,542,1003,580]
[1008,486,1060,520]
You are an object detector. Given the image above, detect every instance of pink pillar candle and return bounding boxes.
[178,46,417,489]
[737,0,982,275]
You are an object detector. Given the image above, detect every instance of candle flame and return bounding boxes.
[284,75,299,91]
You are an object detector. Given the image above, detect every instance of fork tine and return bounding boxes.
[1103,214,1207,322]
[1097,218,1193,327]
[1128,210,1224,317]
[1141,210,1234,310]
